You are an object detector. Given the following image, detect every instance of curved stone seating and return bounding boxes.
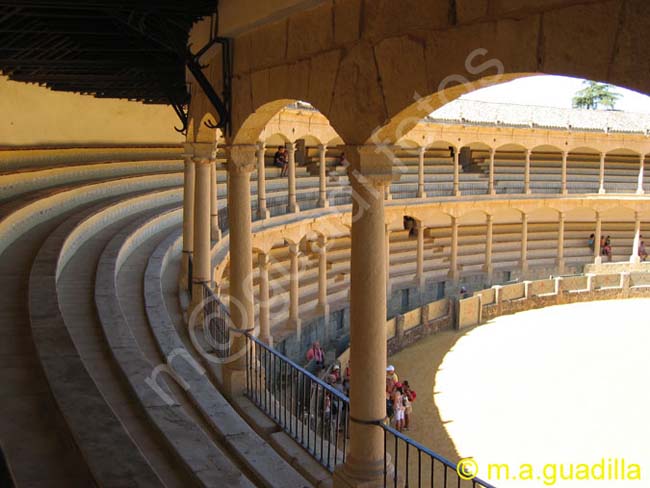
[94,207,255,487]
[0,159,183,200]
[143,229,315,486]
[28,197,168,487]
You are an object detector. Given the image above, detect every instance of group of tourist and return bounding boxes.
[386,365,416,432]
[588,234,614,261]
[588,234,648,261]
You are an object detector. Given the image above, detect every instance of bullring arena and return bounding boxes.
[1,2,650,488]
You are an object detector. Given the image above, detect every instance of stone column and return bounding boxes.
[416,221,425,288]
[257,142,270,219]
[453,147,461,197]
[598,152,606,194]
[288,242,301,333]
[180,143,195,290]
[521,213,528,273]
[210,160,221,241]
[318,144,329,207]
[488,148,496,195]
[449,216,458,280]
[258,252,272,346]
[636,155,645,195]
[417,146,427,198]
[317,235,329,315]
[631,211,642,263]
[385,225,392,296]
[484,214,493,283]
[189,143,216,326]
[286,142,300,213]
[557,212,565,273]
[524,149,532,195]
[561,151,568,195]
[594,212,602,264]
[334,145,393,487]
[226,145,256,374]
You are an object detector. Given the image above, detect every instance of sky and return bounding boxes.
[458,75,650,114]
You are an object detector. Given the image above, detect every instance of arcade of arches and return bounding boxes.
[3,1,650,487]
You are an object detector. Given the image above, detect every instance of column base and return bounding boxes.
[417,191,427,199]
[288,202,300,213]
[453,190,461,197]
[211,228,222,242]
[598,187,606,195]
[333,458,390,488]
[636,188,645,195]
[488,189,496,196]
[594,256,603,265]
[258,334,274,347]
[630,255,641,264]
[316,302,330,317]
[524,189,532,195]
[561,189,568,196]
[385,193,393,201]
[258,207,270,220]
[318,198,330,208]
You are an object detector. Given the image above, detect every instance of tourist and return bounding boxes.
[639,241,648,262]
[402,380,417,430]
[306,341,325,369]
[343,360,351,395]
[386,365,399,383]
[604,235,612,261]
[331,364,341,383]
[588,233,595,252]
[392,384,405,432]
[273,145,288,176]
[599,235,606,256]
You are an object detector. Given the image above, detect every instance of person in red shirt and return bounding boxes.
[306,341,325,368]
[402,380,416,430]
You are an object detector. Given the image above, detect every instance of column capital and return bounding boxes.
[418,146,426,156]
[525,148,532,157]
[227,144,257,174]
[285,141,296,153]
[318,143,327,152]
[256,141,266,151]
[191,142,218,164]
[486,213,493,222]
[345,144,397,185]
[287,241,300,255]
[258,252,270,268]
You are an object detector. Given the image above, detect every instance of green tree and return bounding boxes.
[572,81,621,110]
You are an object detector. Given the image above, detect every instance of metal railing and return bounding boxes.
[201,285,495,487]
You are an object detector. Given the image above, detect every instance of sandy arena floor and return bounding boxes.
[389,298,650,487]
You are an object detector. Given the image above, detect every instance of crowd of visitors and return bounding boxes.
[385,365,416,432]
[589,234,614,261]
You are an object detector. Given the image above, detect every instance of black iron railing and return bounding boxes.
[201,285,495,487]
[245,333,349,471]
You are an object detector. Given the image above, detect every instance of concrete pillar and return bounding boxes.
[524,149,532,195]
[226,145,256,374]
[594,212,602,264]
[521,213,528,273]
[286,142,300,213]
[631,212,642,263]
[317,235,329,315]
[453,147,461,197]
[598,152,606,194]
[416,221,425,288]
[288,242,301,333]
[484,214,493,282]
[449,216,458,280]
[318,144,329,207]
[257,142,270,219]
[417,146,427,198]
[561,151,568,195]
[210,160,221,241]
[488,148,496,195]
[189,143,216,327]
[334,145,393,487]
[636,155,645,195]
[180,143,195,290]
[258,252,272,346]
[557,212,565,273]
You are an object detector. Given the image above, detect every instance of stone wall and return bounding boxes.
[463,270,650,326]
